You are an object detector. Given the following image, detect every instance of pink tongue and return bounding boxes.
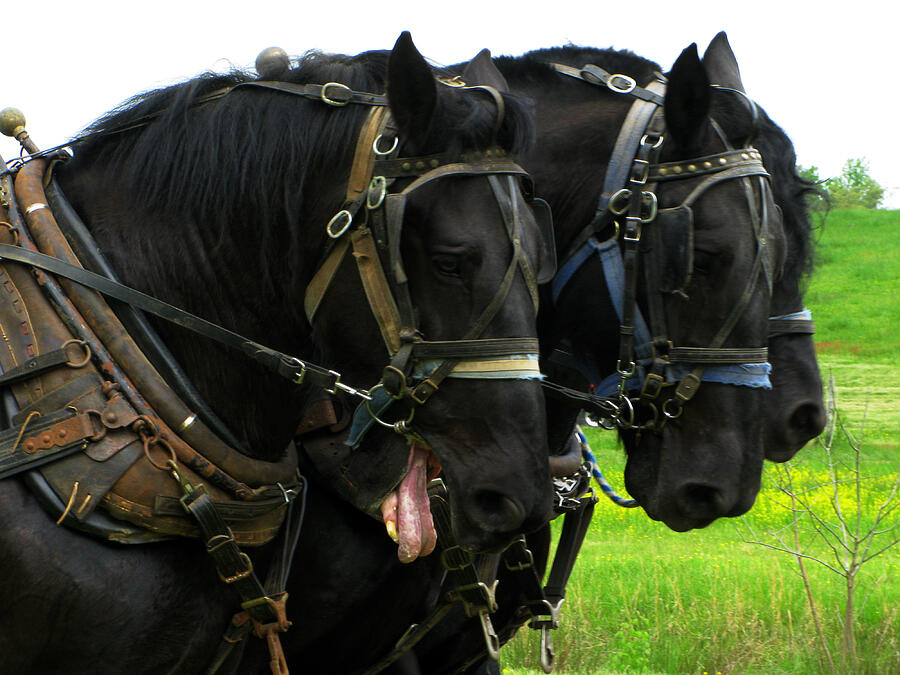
[386,443,437,563]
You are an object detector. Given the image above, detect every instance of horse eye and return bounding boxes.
[432,254,461,277]
[693,250,715,275]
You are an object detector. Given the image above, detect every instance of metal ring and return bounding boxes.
[662,398,684,420]
[615,396,635,429]
[320,82,352,107]
[326,210,352,239]
[372,134,399,156]
[0,221,20,245]
[641,133,664,149]
[365,396,415,431]
[62,339,91,368]
[366,176,387,210]
[608,188,632,215]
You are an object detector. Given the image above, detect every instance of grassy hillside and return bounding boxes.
[500,208,900,674]
[807,208,900,365]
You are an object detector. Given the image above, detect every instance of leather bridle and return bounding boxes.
[547,63,779,431]
[300,87,555,445]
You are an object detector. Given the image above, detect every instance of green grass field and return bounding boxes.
[500,208,900,674]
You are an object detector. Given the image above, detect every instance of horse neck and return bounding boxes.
[57,166,310,458]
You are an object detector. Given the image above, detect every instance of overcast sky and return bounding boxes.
[3,1,897,207]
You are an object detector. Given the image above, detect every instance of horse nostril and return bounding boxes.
[676,482,729,520]
[470,489,526,534]
[789,401,826,441]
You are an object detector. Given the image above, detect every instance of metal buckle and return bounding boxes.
[326,210,352,238]
[674,371,702,403]
[218,552,254,584]
[631,158,650,184]
[440,544,475,572]
[641,372,665,400]
[289,357,308,384]
[622,216,643,242]
[640,192,658,223]
[410,378,438,405]
[504,542,535,573]
[320,82,352,106]
[607,73,637,94]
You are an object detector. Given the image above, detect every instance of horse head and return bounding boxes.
[701,32,826,462]
[305,33,554,557]
[495,38,792,531]
[52,33,553,560]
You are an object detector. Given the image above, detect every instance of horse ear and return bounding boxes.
[461,48,509,91]
[702,31,746,92]
[387,31,437,144]
[664,43,710,151]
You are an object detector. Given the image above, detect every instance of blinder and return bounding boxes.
[651,204,694,294]
[529,197,557,284]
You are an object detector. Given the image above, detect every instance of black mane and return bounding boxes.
[754,108,818,286]
[494,44,663,87]
[59,49,534,299]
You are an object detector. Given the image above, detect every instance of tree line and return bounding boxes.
[798,158,886,210]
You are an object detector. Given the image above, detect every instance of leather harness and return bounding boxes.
[546,62,782,430]
[0,71,553,675]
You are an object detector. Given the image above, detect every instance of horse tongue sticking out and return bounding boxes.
[380,443,438,563]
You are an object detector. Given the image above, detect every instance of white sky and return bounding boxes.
[3,1,898,207]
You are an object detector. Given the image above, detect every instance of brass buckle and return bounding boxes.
[320,82,352,106]
[219,552,254,584]
[640,372,665,400]
[410,378,438,405]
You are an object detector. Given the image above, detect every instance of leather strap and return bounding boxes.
[0,347,70,387]
[768,317,815,337]
[0,408,94,480]
[303,237,350,324]
[349,227,404,355]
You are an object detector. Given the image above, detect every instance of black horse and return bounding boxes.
[407,33,824,675]
[488,36,784,532]
[241,32,817,675]
[0,33,554,673]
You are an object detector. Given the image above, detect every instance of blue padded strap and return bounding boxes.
[551,238,599,304]
[346,387,394,449]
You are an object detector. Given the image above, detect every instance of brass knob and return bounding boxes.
[255,47,289,79]
[0,107,26,138]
